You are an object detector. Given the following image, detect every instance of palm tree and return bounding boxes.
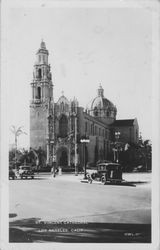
[10,125,27,166]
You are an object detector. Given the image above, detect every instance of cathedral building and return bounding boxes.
[30,41,139,169]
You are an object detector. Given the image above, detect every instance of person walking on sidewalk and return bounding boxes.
[51,161,56,178]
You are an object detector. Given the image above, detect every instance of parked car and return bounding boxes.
[92,163,123,183]
[18,166,34,179]
[9,168,16,180]
[86,162,136,186]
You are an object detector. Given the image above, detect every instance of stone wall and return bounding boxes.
[30,106,48,151]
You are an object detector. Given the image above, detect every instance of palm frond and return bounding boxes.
[10,125,27,136]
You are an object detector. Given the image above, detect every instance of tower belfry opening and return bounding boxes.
[38,68,42,79]
[37,87,41,99]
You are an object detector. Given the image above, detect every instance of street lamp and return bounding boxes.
[71,111,78,176]
[74,113,78,176]
[115,131,121,163]
[47,97,54,166]
[80,136,90,179]
[47,114,53,165]
[71,98,78,176]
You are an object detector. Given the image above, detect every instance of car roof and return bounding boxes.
[97,163,121,169]
[20,166,30,168]
[97,163,120,166]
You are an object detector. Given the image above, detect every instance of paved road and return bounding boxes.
[9,173,151,243]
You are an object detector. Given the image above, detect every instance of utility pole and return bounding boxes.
[71,98,78,176]
[80,135,90,179]
[47,97,54,166]
[74,114,78,176]
[115,131,121,163]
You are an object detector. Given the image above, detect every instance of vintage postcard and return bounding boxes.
[0,0,159,249]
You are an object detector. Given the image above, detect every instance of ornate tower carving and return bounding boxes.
[30,41,54,164]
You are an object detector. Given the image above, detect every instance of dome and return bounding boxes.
[90,85,117,120]
[91,95,115,110]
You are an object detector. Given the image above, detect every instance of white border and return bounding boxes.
[1,0,159,249]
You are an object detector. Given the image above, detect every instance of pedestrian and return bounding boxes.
[53,161,57,178]
[51,162,56,178]
[51,165,54,178]
[58,166,62,175]
[87,173,92,184]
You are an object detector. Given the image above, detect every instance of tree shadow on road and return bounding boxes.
[9,213,17,218]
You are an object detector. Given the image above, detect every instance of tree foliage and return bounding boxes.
[9,147,47,168]
[119,140,152,172]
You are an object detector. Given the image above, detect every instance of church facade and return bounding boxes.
[30,41,139,169]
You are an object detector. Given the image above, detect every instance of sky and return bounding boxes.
[4,2,154,148]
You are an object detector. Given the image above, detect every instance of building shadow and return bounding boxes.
[9,217,151,243]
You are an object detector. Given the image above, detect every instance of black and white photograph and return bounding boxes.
[0,0,160,249]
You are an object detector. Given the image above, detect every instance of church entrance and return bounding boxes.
[57,147,68,167]
[59,150,68,166]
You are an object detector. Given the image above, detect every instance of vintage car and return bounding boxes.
[86,162,124,184]
[18,166,34,179]
[9,168,17,180]
[97,162,123,183]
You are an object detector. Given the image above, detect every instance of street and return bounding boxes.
[9,172,151,243]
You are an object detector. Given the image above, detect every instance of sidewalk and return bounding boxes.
[49,173,85,182]
[34,172,86,182]
[35,172,151,184]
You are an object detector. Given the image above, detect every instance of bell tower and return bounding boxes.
[30,41,54,163]
[32,40,53,102]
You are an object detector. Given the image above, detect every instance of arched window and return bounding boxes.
[38,68,42,78]
[95,126,97,135]
[60,102,65,112]
[94,107,98,116]
[59,115,68,138]
[85,122,88,133]
[37,87,41,99]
